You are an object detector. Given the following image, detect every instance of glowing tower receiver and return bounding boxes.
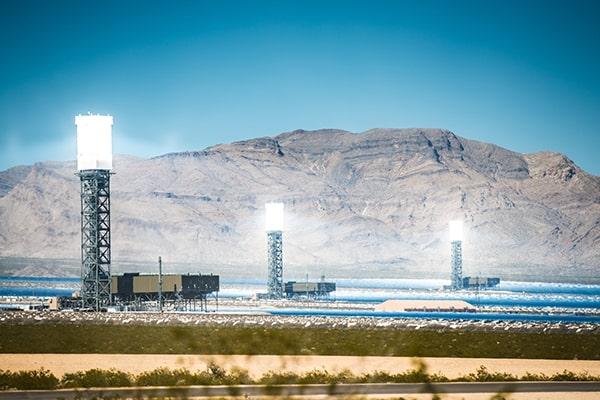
[265,203,284,298]
[76,115,113,170]
[449,220,463,290]
[76,114,114,310]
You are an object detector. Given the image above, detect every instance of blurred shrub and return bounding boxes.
[61,368,132,388]
[549,370,600,381]
[459,366,518,382]
[135,363,251,387]
[1,362,600,391]
[0,369,59,390]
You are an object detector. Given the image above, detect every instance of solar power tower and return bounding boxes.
[265,203,284,299]
[449,220,464,290]
[75,114,114,310]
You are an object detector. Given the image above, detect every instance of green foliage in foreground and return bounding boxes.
[1,323,599,359]
[0,369,59,390]
[1,363,599,391]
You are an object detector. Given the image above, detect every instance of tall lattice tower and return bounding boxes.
[265,203,284,299]
[449,220,464,290]
[75,114,114,310]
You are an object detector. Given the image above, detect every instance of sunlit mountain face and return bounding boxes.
[1,128,599,282]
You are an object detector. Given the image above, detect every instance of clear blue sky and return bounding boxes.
[1,0,599,174]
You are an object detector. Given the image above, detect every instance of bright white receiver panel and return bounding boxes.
[75,114,113,171]
[265,202,284,232]
[449,220,464,242]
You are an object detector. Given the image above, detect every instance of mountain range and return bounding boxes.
[1,128,599,282]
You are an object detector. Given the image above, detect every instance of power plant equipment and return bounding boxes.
[111,272,219,311]
[462,276,500,289]
[284,281,336,299]
[265,202,284,299]
[76,114,114,310]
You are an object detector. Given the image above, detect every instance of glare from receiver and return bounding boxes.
[75,114,113,171]
[449,219,464,242]
[265,202,284,232]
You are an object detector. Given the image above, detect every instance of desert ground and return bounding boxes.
[296,395,600,400]
[2,354,600,379]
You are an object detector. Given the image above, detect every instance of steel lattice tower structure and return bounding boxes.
[76,114,114,310]
[450,240,463,290]
[449,220,464,290]
[265,203,284,299]
[79,169,112,309]
[267,230,283,298]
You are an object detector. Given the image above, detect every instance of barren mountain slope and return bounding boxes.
[0,128,598,281]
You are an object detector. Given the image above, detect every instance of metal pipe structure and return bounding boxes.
[449,220,464,290]
[265,203,284,299]
[76,114,114,310]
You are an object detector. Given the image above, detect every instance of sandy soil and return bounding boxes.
[1,354,599,379]
[320,395,599,400]
[325,395,599,400]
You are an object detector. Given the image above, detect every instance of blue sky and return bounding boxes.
[1,0,599,174]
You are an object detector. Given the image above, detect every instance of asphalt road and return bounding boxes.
[0,381,599,399]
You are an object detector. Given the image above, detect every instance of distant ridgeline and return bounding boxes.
[0,128,599,281]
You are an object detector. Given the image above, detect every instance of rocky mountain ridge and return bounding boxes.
[1,128,599,281]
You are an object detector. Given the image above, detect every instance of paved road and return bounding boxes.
[0,381,599,399]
